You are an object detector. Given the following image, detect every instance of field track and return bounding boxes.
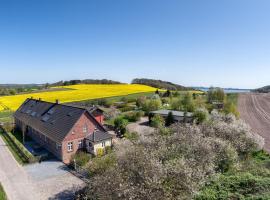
[238,93,270,152]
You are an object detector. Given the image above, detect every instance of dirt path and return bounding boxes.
[0,136,41,200]
[238,93,270,152]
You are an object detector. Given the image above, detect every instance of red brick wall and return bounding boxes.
[62,112,99,164]
[94,115,104,124]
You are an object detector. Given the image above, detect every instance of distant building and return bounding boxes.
[14,98,112,164]
[149,109,194,123]
[211,101,224,109]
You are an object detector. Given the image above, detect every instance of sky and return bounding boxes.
[0,0,270,89]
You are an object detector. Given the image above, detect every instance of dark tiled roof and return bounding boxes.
[86,130,112,143]
[14,98,108,143]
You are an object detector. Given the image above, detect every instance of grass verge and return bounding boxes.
[0,183,6,200]
[0,130,35,165]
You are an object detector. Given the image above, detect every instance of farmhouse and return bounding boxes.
[149,109,194,123]
[14,98,112,164]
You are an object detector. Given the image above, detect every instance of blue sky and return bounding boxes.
[0,0,270,89]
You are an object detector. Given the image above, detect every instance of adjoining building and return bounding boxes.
[14,98,112,164]
[149,109,194,123]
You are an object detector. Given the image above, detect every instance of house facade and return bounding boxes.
[14,98,112,164]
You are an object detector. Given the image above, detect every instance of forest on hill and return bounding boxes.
[132,78,191,91]
[253,85,270,93]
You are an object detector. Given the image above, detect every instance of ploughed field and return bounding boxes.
[0,84,157,111]
[238,93,270,152]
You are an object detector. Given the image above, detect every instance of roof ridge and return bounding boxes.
[26,98,86,111]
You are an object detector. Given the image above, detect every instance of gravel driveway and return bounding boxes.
[0,136,85,200]
[127,117,155,137]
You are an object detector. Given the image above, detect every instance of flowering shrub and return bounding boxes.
[81,112,264,200]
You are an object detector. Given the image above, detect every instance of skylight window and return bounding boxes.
[26,110,32,114]
[67,112,73,116]
[47,108,55,115]
[31,112,36,117]
[42,115,50,122]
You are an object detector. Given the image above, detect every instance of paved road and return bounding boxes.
[0,136,41,200]
[238,93,270,152]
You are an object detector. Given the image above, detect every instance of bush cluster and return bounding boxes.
[80,113,264,200]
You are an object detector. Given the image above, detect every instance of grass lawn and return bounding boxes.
[0,183,7,200]
[0,111,13,124]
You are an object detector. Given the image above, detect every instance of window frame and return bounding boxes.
[102,142,105,147]
[82,125,88,133]
[67,142,73,152]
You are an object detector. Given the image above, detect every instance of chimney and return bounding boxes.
[56,99,59,104]
[38,98,42,101]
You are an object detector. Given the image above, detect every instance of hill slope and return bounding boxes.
[132,78,190,91]
[253,86,270,93]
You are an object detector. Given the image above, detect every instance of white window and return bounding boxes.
[67,142,73,152]
[83,125,88,133]
[78,140,83,149]
[102,142,105,147]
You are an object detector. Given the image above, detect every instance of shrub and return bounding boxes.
[96,148,105,157]
[182,92,195,112]
[224,102,240,118]
[165,111,174,126]
[88,153,116,176]
[71,151,90,167]
[136,96,147,108]
[150,114,165,128]
[123,111,144,122]
[124,131,139,142]
[193,108,209,124]
[119,105,135,112]
[170,98,182,110]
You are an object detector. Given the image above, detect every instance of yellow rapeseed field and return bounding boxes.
[0,84,157,111]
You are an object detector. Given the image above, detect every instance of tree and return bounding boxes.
[170,98,182,110]
[81,112,263,200]
[207,87,225,103]
[182,93,195,112]
[136,96,147,108]
[142,99,162,114]
[165,111,174,126]
[163,90,172,98]
[114,117,129,137]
